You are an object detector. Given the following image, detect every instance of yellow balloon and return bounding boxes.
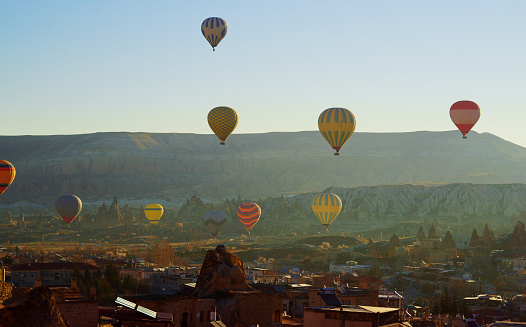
[312,193,342,231]
[318,107,356,156]
[208,106,238,145]
[144,204,164,225]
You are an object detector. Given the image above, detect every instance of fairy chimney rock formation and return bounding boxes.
[193,245,253,298]
[469,229,480,248]
[482,224,495,247]
[428,225,438,238]
[417,227,426,240]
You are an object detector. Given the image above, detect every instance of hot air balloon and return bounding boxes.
[237,203,261,234]
[208,106,238,145]
[312,193,342,231]
[56,195,82,225]
[203,210,227,238]
[201,17,228,51]
[144,204,164,225]
[0,160,15,197]
[450,100,480,139]
[318,107,356,156]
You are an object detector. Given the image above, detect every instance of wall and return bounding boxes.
[304,311,374,327]
[131,296,216,327]
[235,292,283,326]
[0,280,13,306]
[56,300,99,327]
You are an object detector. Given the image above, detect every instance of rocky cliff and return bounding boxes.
[193,245,252,298]
[0,286,69,327]
[2,130,526,206]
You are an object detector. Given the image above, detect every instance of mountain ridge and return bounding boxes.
[1,130,526,205]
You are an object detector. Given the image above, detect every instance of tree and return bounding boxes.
[148,241,175,267]
[104,264,121,291]
[369,265,383,279]
[421,283,435,295]
[459,299,472,317]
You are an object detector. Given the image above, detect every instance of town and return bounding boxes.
[2,218,526,327]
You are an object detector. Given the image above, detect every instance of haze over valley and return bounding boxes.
[1,130,525,208]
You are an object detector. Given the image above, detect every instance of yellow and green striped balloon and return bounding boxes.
[312,193,342,231]
[208,106,238,145]
[318,107,356,156]
[144,204,164,225]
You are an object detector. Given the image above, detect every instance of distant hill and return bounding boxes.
[1,130,526,206]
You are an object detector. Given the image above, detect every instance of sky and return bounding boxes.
[1,1,526,146]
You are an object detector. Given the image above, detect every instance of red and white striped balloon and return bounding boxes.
[450,100,480,139]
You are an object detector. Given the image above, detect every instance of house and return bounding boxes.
[245,267,278,283]
[10,262,100,287]
[304,305,400,327]
[309,287,379,308]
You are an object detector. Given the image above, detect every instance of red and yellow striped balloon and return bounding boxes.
[237,202,261,234]
[450,100,480,139]
[0,160,16,197]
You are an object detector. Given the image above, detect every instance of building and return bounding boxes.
[245,267,278,283]
[309,287,379,307]
[123,295,217,327]
[304,305,400,327]
[330,263,372,275]
[232,291,284,325]
[464,294,504,313]
[10,262,100,287]
[152,274,197,294]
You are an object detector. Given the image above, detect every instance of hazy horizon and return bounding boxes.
[2,1,526,146]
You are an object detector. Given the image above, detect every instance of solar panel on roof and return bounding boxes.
[320,293,342,307]
[115,297,137,310]
[137,305,157,319]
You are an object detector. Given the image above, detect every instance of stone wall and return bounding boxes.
[234,292,283,327]
[56,300,99,327]
[129,296,216,327]
[0,280,13,307]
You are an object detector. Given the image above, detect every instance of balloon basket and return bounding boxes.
[462,135,467,139]
[220,142,225,145]
[334,152,339,156]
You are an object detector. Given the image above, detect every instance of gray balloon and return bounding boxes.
[203,210,227,238]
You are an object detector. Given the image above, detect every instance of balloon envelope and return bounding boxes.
[208,106,238,145]
[312,193,342,231]
[450,100,480,138]
[201,17,228,51]
[237,203,261,233]
[56,195,82,225]
[203,210,227,237]
[0,160,16,197]
[318,108,356,156]
[144,204,164,225]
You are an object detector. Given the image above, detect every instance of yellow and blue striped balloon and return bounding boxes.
[312,193,342,231]
[318,107,356,156]
[208,106,238,145]
[144,204,164,225]
[201,17,228,51]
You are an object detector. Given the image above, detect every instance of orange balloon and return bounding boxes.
[0,160,16,196]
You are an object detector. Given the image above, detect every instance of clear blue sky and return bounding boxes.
[1,1,525,146]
